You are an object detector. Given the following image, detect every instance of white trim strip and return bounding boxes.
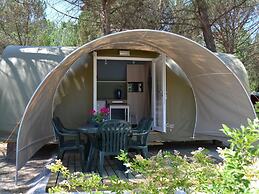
[152,59,156,127]
[162,54,167,132]
[93,52,97,110]
[97,56,154,61]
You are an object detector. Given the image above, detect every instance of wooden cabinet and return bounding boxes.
[127,64,150,124]
[127,65,146,82]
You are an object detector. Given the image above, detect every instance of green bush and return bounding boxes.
[47,160,106,193]
[210,119,259,193]
[48,119,259,193]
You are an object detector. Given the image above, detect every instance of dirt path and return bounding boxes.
[0,142,56,193]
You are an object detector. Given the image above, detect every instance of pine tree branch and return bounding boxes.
[46,1,79,20]
[210,0,248,26]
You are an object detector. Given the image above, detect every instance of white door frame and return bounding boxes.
[152,54,167,132]
[93,51,97,111]
[151,61,156,126]
[161,54,167,132]
[93,52,167,131]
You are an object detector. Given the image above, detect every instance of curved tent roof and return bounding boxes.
[15,30,256,174]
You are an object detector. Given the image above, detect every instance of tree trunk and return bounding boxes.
[101,0,111,35]
[194,0,217,52]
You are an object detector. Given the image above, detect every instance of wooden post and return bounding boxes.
[6,142,16,161]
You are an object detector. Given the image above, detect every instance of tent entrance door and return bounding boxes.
[92,52,154,123]
[152,54,167,132]
[93,52,167,132]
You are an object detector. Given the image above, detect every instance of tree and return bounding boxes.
[78,11,102,43]
[0,0,47,50]
[79,0,116,35]
[57,0,173,41]
[236,33,259,91]
[39,20,80,46]
[160,0,258,53]
[46,0,259,89]
[109,0,170,31]
[210,0,258,54]
[193,0,217,51]
[207,0,258,90]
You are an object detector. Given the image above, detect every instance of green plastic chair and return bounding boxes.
[96,120,131,176]
[128,118,153,158]
[131,117,146,132]
[52,119,85,171]
[53,117,79,134]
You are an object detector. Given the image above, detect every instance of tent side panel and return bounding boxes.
[193,74,255,140]
[165,66,196,140]
[0,46,75,140]
[16,50,82,171]
[53,55,93,127]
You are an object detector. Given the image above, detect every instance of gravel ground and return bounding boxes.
[0,142,56,194]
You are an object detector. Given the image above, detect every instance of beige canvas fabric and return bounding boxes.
[215,53,250,93]
[0,30,255,175]
[0,46,75,141]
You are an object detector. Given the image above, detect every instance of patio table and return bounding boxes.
[78,124,98,172]
[79,121,132,172]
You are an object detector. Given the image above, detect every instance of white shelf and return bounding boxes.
[97,80,127,83]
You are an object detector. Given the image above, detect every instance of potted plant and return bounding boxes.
[89,107,110,126]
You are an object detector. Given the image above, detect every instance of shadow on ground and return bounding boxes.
[0,143,57,193]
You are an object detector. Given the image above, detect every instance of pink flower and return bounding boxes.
[89,109,96,115]
[100,107,109,115]
[88,107,110,124]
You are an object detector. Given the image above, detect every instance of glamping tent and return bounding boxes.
[0,30,256,177]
